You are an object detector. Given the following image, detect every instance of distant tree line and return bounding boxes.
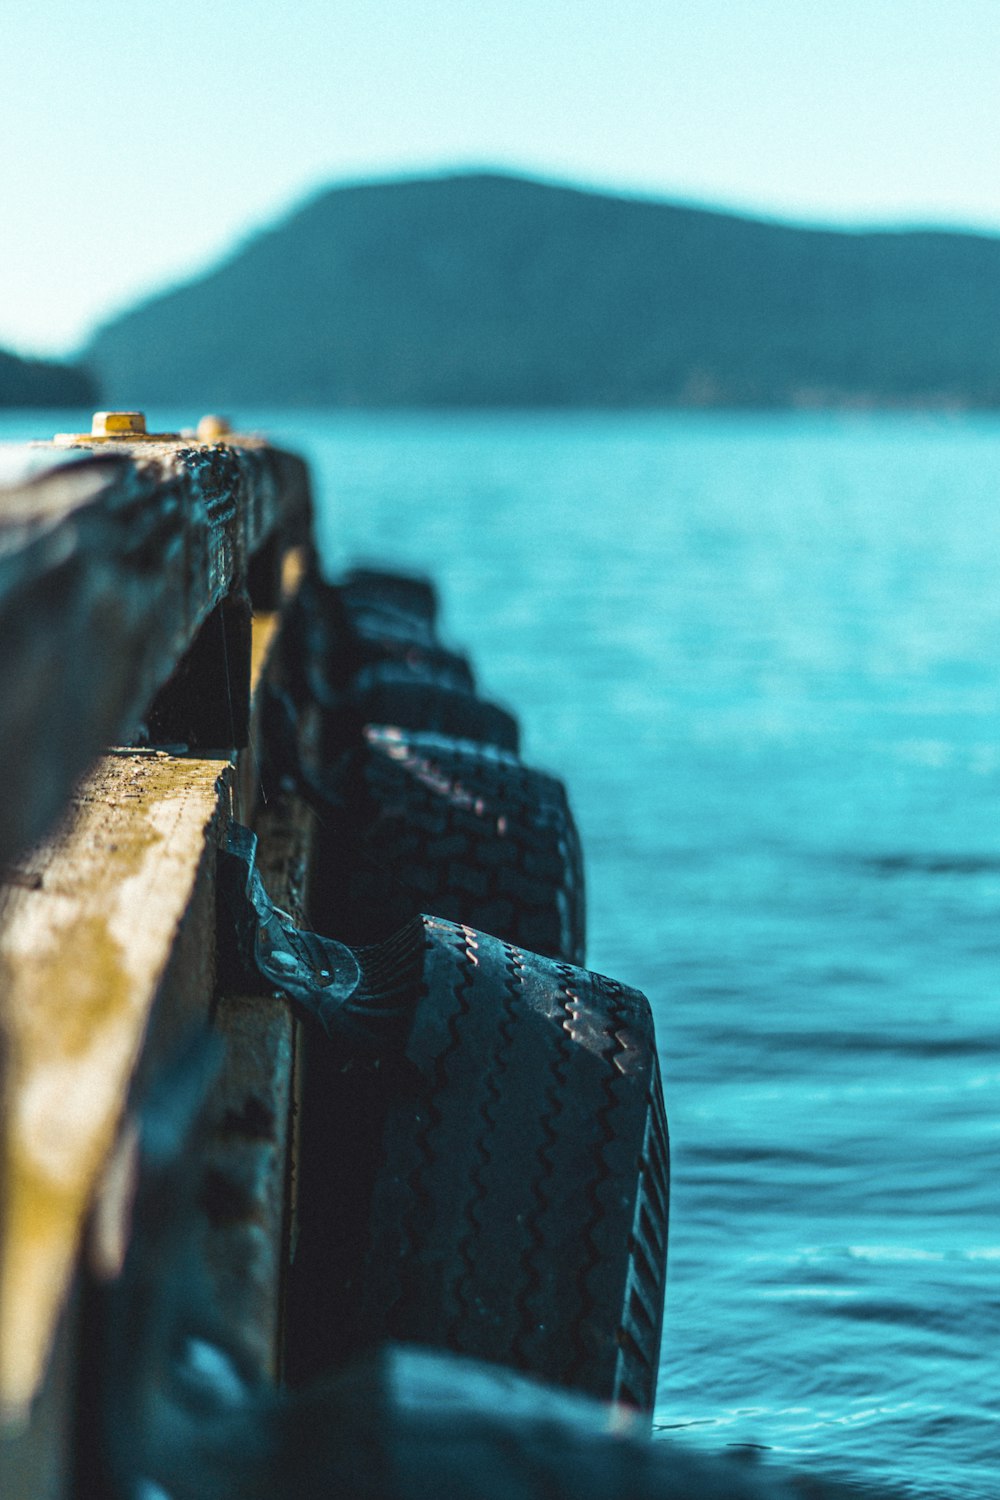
[0,347,98,408]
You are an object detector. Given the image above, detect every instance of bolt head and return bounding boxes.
[91,411,147,437]
[196,414,232,441]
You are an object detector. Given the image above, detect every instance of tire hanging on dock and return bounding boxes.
[312,726,585,967]
[321,661,521,756]
[286,569,473,701]
[286,915,668,1414]
[336,565,440,629]
[291,563,522,768]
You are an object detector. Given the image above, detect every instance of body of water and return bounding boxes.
[6,410,1000,1496]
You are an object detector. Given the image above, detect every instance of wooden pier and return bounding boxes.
[0,416,897,1500]
[0,418,314,1492]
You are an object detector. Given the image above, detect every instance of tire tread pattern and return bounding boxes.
[325,728,585,966]
[357,918,668,1410]
[325,663,521,755]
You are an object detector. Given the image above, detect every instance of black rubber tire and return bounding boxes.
[283,572,473,702]
[352,656,476,700]
[275,1343,857,1500]
[333,568,466,691]
[339,566,439,628]
[314,727,585,966]
[322,663,521,756]
[318,607,475,699]
[287,917,669,1414]
[344,615,475,693]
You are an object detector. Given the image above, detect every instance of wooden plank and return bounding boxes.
[251,611,282,702]
[237,546,313,822]
[200,602,317,1379]
[199,995,296,1382]
[0,751,233,1417]
[0,602,303,1425]
[198,792,315,1382]
[238,610,282,823]
[0,437,311,874]
[0,1294,77,1500]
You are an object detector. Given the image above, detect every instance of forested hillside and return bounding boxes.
[86,173,1000,409]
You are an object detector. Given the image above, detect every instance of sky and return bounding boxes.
[2,0,999,357]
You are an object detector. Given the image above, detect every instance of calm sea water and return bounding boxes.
[6,411,1000,1496]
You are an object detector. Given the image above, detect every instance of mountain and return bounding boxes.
[0,347,98,407]
[85,172,1000,409]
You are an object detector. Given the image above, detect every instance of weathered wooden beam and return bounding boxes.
[0,592,305,1442]
[0,434,315,1478]
[0,436,312,874]
[198,792,315,1382]
[239,608,282,822]
[0,751,233,1419]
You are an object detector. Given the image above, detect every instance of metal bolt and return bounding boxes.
[91,411,147,437]
[54,410,181,446]
[196,414,233,442]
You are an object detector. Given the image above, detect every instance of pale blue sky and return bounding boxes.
[2,0,998,356]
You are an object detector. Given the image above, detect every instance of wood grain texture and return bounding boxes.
[238,609,282,823]
[0,438,311,874]
[200,792,315,1381]
[0,751,233,1414]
